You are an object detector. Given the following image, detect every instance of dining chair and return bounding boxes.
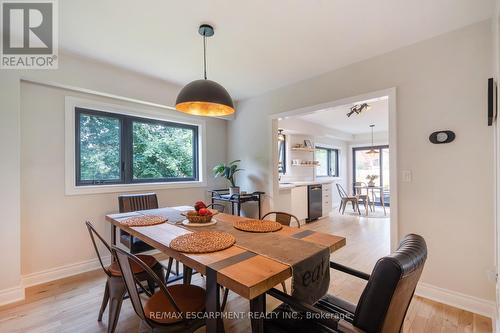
[262,211,301,228]
[118,193,159,253]
[85,221,164,333]
[265,234,427,333]
[111,246,206,333]
[353,182,372,215]
[206,203,226,213]
[262,211,300,294]
[118,193,181,278]
[336,183,360,215]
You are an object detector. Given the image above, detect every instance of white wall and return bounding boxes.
[228,20,495,306]
[20,82,227,276]
[0,52,227,303]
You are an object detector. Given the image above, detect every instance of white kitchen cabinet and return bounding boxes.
[290,186,308,221]
[322,183,333,217]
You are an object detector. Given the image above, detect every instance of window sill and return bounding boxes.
[65,180,207,196]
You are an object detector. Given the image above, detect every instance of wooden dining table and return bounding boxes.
[106,207,346,333]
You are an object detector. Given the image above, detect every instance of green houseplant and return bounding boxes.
[213,160,243,195]
[366,174,379,187]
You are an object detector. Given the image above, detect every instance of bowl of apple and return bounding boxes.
[183,201,218,224]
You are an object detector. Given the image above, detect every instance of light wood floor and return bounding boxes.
[0,208,492,333]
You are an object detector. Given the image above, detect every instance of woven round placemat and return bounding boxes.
[233,219,283,233]
[169,231,235,254]
[120,215,167,227]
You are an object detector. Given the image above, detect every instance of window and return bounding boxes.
[352,145,390,206]
[75,108,198,186]
[278,135,286,174]
[315,147,339,177]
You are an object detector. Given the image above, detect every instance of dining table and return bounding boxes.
[106,206,346,333]
[353,185,387,216]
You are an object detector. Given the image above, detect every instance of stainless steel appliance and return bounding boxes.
[307,184,322,222]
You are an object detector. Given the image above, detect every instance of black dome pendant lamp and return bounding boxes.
[175,24,235,117]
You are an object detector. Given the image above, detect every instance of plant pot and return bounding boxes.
[229,187,240,195]
[367,181,375,187]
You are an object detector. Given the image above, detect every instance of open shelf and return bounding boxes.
[291,147,315,152]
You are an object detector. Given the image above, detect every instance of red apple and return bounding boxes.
[194,201,206,211]
[198,208,209,216]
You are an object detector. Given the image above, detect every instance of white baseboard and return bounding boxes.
[415,282,496,319]
[21,248,161,288]
[22,255,111,288]
[0,285,25,306]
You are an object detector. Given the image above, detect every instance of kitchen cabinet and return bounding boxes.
[290,186,308,221]
[322,183,333,217]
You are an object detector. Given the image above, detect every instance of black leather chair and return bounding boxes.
[118,193,158,253]
[265,234,427,333]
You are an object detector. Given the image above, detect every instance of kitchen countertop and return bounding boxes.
[278,178,341,190]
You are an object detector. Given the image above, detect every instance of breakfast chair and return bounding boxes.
[85,221,164,333]
[336,184,360,215]
[112,246,206,333]
[265,234,427,333]
[353,182,372,215]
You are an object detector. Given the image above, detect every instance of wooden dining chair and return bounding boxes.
[206,203,226,213]
[118,193,181,278]
[85,221,164,333]
[336,183,360,215]
[262,211,301,228]
[353,182,372,215]
[118,193,159,253]
[265,234,427,333]
[111,246,206,333]
[262,211,300,294]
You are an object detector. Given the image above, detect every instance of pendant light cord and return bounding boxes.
[203,34,207,80]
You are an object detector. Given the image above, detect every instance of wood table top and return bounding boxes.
[106,209,345,299]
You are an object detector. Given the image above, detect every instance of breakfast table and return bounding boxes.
[353,185,387,215]
[106,206,345,333]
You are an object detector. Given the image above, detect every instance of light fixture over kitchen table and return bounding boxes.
[346,103,371,117]
[175,24,235,117]
[366,124,379,155]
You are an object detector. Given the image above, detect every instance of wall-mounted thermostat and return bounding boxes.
[429,130,455,144]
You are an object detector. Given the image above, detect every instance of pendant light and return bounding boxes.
[277,129,285,142]
[366,124,379,155]
[175,24,235,117]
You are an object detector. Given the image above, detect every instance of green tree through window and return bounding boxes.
[133,122,194,179]
[76,108,198,186]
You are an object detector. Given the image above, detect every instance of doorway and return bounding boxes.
[269,87,398,250]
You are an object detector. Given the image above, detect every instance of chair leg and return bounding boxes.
[357,201,361,215]
[107,277,126,333]
[98,280,110,321]
[341,201,346,214]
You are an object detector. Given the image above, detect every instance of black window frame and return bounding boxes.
[315,146,339,177]
[75,107,199,186]
[278,134,286,174]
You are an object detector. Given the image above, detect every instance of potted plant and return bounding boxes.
[213,160,243,195]
[366,174,379,187]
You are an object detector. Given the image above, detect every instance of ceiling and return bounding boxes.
[60,0,493,100]
[298,97,388,134]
